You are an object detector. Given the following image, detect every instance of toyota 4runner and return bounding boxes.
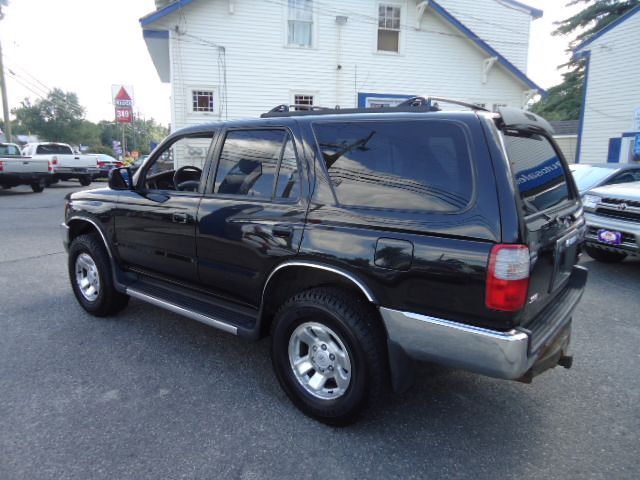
[62,98,588,425]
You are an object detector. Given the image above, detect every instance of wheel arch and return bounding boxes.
[67,216,114,258]
[258,261,378,338]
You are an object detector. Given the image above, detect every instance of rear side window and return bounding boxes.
[503,131,570,212]
[313,120,473,212]
[36,144,73,155]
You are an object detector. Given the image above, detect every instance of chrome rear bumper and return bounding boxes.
[380,266,587,381]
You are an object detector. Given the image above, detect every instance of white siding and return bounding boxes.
[554,135,577,164]
[438,0,532,72]
[151,0,535,130]
[578,11,640,164]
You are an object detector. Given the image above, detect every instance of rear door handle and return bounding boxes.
[273,226,293,238]
[172,213,192,224]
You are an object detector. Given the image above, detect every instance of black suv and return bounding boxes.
[62,99,587,425]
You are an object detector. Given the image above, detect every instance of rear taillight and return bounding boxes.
[48,161,54,172]
[98,161,106,168]
[486,244,530,311]
[115,162,123,168]
[0,161,4,172]
[51,156,58,166]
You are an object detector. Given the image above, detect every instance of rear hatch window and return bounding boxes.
[36,144,73,155]
[502,131,571,212]
[313,120,474,212]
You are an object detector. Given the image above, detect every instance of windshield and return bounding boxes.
[36,144,73,155]
[570,166,613,192]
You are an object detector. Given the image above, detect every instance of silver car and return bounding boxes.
[582,181,640,262]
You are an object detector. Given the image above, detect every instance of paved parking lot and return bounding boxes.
[1,183,639,479]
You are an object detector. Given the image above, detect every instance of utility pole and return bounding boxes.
[0,3,12,142]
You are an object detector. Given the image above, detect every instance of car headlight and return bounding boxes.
[582,194,601,209]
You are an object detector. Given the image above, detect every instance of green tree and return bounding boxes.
[530,0,639,120]
[12,88,87,143]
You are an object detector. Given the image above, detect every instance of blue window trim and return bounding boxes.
[574,51,591,164]
[622,131,640,138]
[607,138,622,163]
[429,1,546,96]
[574,5,640,53]
[357,92,414,108]
[140,0,197,27]
[143,29,169,39]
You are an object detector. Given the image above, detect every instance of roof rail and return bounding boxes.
[260,96,489,118]
[398,96,489,112]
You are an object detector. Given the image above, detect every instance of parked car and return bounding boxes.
[89,154,123,179]
[0,142,51,192]
[570,163,640,195]
[582,181,640,262]
[22,142,98,186]
[61,99,587,425]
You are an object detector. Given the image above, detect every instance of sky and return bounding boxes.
[0,0,583,126]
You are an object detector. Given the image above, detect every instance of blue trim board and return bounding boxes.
[622,131,640,138]
[575,4,640,52]
[574,51,591,164]
[358,92,414,108]
[140,0,196,27]
[607,138,621,163]
[143,30,169,39]
[501,0,543,19]
[429,1,546,96]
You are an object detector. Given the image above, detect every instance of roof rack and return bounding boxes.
[260,96,489,118]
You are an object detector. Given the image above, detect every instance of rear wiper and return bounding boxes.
[523,198,555,222]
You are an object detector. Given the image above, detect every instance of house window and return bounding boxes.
[192,90,215,113]
[378,5,401,52]
[288,0,314,47]
[293,94,314,111]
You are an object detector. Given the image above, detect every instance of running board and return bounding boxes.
[126,287,239,335]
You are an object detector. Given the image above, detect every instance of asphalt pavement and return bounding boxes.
[1,183,639,479]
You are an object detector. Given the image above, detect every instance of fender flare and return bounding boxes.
[260,260,378,306]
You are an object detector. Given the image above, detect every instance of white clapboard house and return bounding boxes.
[141,0,545,130]
[574,4,640,164]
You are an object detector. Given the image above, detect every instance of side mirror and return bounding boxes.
[108,167,133,191]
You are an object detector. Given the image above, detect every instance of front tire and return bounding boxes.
[271,287,388,426]
[584,245,627,263]
[79,176,92,187]
[68,234,129,316]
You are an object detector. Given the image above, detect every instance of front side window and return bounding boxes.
[288,0,314,47]
[214,129,300,200]
[144,133,215,192]
[192,90,215,113]
[313,120,474,212]
[378,5,401,52]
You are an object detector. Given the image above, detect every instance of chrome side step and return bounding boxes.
[126,288,238,335]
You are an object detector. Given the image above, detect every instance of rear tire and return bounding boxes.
[271,287,389,426]
[31,181,45,193]
[68,233,129,316]
[584,245,626,263]
[79,176,92,187]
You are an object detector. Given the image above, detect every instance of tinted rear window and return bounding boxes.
[313,120,473,212]
[0,144,20,156]
[36,144,73,155]
[503,132,570,212]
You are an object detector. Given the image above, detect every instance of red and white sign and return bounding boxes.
[115,107,133,123]
[112,85,134,124]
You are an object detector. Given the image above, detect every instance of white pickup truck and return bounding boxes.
[0,142,52,192]
[21,142,98,186]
